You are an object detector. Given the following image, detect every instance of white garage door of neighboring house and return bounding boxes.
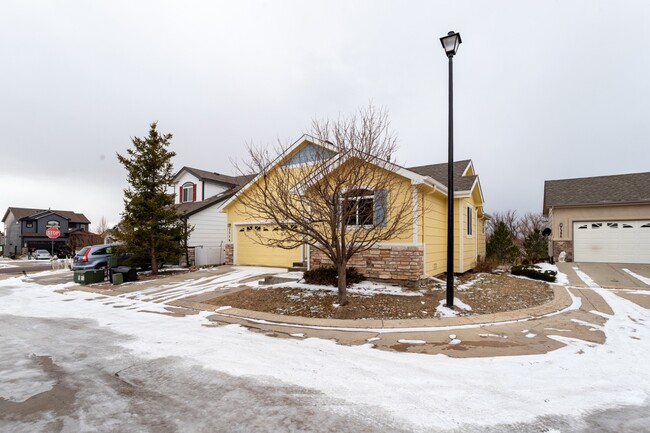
[574,221,650,263]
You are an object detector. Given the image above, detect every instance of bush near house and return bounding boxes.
[303,267,365,287]
[511,265,556,282]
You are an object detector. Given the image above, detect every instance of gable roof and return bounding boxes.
[407,160,477,193]
[174,166,253,186]
[176,185,246,218]
[222,136,485,209]
[2,207,91,224]
[543,171,650,214]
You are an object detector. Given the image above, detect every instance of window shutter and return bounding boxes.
[374,190,387,227]
[193,184,197,202]
[179,186,183,203]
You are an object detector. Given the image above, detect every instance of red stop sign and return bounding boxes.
[46,227,61,239]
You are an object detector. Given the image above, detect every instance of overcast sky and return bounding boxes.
[1,1,649,229]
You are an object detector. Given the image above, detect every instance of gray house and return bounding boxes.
[2,207,91,257]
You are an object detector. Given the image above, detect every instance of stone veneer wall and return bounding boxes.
[552,240,573,262]
[310,245,424,284]
[225,243,234,265]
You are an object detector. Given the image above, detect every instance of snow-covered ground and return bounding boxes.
[1,265,650,431]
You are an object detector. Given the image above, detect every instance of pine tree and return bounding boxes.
[486,221,519,264]
[116,122,183,275]
[523,228,548,264]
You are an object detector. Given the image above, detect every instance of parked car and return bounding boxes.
[32,249,52,260]
[72,244,159,272]
[55,246,73,259]
[72,244,116,270]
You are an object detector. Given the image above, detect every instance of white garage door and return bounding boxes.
[574,221,650,263]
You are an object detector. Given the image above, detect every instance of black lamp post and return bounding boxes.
[440,30,461,308]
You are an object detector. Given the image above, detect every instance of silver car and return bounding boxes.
[32,249,52,260]
[72,244,116,270]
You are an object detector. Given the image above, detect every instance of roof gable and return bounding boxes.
[282,142,336,167]
[2,207,91,224]
[173,167,251,187]
[543,171,650,214]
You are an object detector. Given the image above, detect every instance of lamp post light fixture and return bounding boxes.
[440,30,461,308]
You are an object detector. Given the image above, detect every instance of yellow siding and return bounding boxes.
[422,190,448,275]
[234,224,302,267]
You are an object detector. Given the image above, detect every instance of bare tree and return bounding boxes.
[235,106,413,305]
[488,210,519,239]
[517,212,548,239]
[95,216,109,236]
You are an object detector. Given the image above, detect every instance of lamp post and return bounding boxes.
[440,30,461,308]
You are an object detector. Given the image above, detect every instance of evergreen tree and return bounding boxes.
[523,228,548,264]
[116,122,183,275]
[486,221,519,264]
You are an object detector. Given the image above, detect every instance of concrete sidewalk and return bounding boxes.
[34,265,627,358]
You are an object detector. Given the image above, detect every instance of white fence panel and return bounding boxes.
[194,244,225,266]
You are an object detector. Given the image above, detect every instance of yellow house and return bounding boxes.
[222,135,487,283]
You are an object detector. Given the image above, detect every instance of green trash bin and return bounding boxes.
[112,272,123,285]
[73,269,105,285]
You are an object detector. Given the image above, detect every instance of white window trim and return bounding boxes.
[342,189,375,228]
[466,205,474,238]
[181,182,194,203]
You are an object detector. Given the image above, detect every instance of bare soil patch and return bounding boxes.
[204,272,554,320]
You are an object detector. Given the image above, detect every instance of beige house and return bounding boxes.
[543,172,650,263]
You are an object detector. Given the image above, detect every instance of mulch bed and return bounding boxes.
[204,272,555,320]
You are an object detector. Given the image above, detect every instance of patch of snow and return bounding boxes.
[4,265,650,430]
[0,353,56,402]
[397,339,426,345]
[265,279,423,297]
[544,328,570,333]
[435,298,471,317]
[622,268,650,286]
[449,338,461,345]
[525,333,536,338]
[215,306,232,312]
[290,333,305,338]
[366,337,380,342]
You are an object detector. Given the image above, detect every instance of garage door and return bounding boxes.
[574,221,650,263]
[235,224,303,267]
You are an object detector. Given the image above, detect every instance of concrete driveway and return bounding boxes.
[560,262,650,289]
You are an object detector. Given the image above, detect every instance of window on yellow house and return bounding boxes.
[467,206,473,236]
[342,189,386,227]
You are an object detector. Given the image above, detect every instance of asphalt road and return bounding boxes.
[2,273,650,432]
[0,260,52,275]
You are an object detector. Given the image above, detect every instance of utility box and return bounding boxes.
[110,266,138,283]
[74,269,105,285]
[111,272,124,285]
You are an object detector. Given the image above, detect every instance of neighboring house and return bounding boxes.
[2,207,91,257]
[221,135,487,284]
[543,172,650,263]
[173,167,253,266]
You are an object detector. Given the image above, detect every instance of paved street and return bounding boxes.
[2,265,650,432]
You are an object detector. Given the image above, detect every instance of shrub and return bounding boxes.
[487,221,519,264]
[523,228,548,265]
[303,266,365,287]
[474,256,498,273]
[511,265,556,282]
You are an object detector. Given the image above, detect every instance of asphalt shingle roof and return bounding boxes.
[176,167,254,186]
[543,171,650,214]
[2,207,91,224]
[407,160,477,192]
